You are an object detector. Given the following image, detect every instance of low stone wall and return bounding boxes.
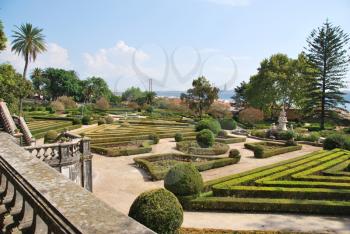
[0,132,154,233]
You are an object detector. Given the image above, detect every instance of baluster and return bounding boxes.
[3,191,24,232]
[18,202,35,233]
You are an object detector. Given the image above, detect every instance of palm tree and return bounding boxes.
[11,23,46,79]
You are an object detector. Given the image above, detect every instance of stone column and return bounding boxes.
[80,137,93,192]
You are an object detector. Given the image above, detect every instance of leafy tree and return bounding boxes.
[81,76,112,103]
[41,68,81,100]
[11,23,46,79]
[122,87,144,102]
[0,20,7,52]
[232,81,248,109]
[30,67,45,97]
[304,20,350,129]
[181,76,219,118]
[144,91,157,105]
[245,53,308,117]
[0,64,32,113]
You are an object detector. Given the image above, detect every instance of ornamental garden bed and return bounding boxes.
[176,141,229,155]
[244,142,302,158]
[215,135,246,144]
[134,153,240,180]
[27,119,81,139]
[91,141,152,157]
[183,149,350,215]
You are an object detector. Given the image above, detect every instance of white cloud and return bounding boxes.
[206,0,251,7]
[82,40,151,89]
[0,42,71,74]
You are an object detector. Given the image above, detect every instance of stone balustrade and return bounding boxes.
[0,132,154,233]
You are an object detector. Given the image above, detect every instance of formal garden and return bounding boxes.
[1,14,350,234]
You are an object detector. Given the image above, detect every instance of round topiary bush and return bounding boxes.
[195,118,221,135]
[174,133,183,142]
[44,130,58,143]
[324,134,350,150]
[81,116,91,125]
[98,119,106,125]
[220,118,237,130]
[72,118,81,125]
[128,188,183,234]
[277,130,296,141]
[196,129,214,148]
[149,133,160,144]
[164,163,203,197]
[229,149,240,158]
[105,116,114,124]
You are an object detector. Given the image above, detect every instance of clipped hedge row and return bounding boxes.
[91,142,152,157]
[32,124,82,139]
[176,141,229,155]
[134,153,240,180]
[215,136,246,144]
[186,196,350,215]
[244,142,302,158]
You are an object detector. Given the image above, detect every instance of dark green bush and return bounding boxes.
[174,133,183,142]
[217,130,228,138]
[344,128,350,134]
[128,188,183,234]
[219,118,237,130]
[44,130,58,143]
[98,119,106,125]
[277,130,296,140]
[196,129,214,148]
[195,118,221,135]
[164,164,203,197]
[81,116,91,125]
[229,149,240,159]
[72,118,81,125]
[324,134,350,150]
[149,133,160,144]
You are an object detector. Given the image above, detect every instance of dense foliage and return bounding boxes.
[44,130,58,143]
[323,134,350,150]
[195,118,221,135]
[164,163,203,197]
[175,133,183,142]
[181,76,219,117]
[196,129,214,148]
[238,107,264,125]
[128,188,183,234]
[219,118,237,130]
[0,20,6,51]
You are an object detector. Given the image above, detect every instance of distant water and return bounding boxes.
[156,90,350,111]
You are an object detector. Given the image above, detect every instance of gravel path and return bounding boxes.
[91,138,350,233]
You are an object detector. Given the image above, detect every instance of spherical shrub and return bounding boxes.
[81,116,91,125]
[174,133,183,142]
[50,100,65,113]
[277,130,296,141]
[44,130,58,143]
[229,149,240,158]
[149,133,160,144]
[105,115,114,124]
[217,130,228,138]
[324,134,350,150]
[128,188,183,234]
[98,118,106,125]
[195,118,221,135]
[164,163,203,197]
[220,118,237,130]
[72,118,81,125]
[196,129,214,148]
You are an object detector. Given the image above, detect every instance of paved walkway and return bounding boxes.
[91,138,350,233]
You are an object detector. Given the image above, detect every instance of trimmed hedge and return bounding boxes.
[91,141,152,157]
[129,188,183,233]
[196,129,214,148]
[215,136,246,144]
[244,142,302,158]
[219,118,237,130]
[176,141,229,155]
[134,153,240,180]
[195,118,221,135]
[324,134,350,150]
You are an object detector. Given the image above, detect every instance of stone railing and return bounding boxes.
[12,115,35,146]
[24,133,93,192]
[0,132,153,233]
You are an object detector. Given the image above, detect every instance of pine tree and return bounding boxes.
[305,20,350,129]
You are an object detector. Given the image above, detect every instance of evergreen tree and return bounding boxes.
[305,20,350,129]
[232,81,248,109]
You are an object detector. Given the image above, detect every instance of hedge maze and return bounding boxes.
[78,120,196,157]
[187,149,350,215]
[27,119,80,138]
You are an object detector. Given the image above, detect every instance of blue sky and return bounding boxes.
[1,0,350,91]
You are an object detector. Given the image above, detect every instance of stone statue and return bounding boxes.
[278,106,288,131]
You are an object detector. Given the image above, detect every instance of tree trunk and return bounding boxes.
[23,55,29,79]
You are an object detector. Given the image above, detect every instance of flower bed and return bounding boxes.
[244,141,302,158]
[176,141,229,155]
[134,153,240,180]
